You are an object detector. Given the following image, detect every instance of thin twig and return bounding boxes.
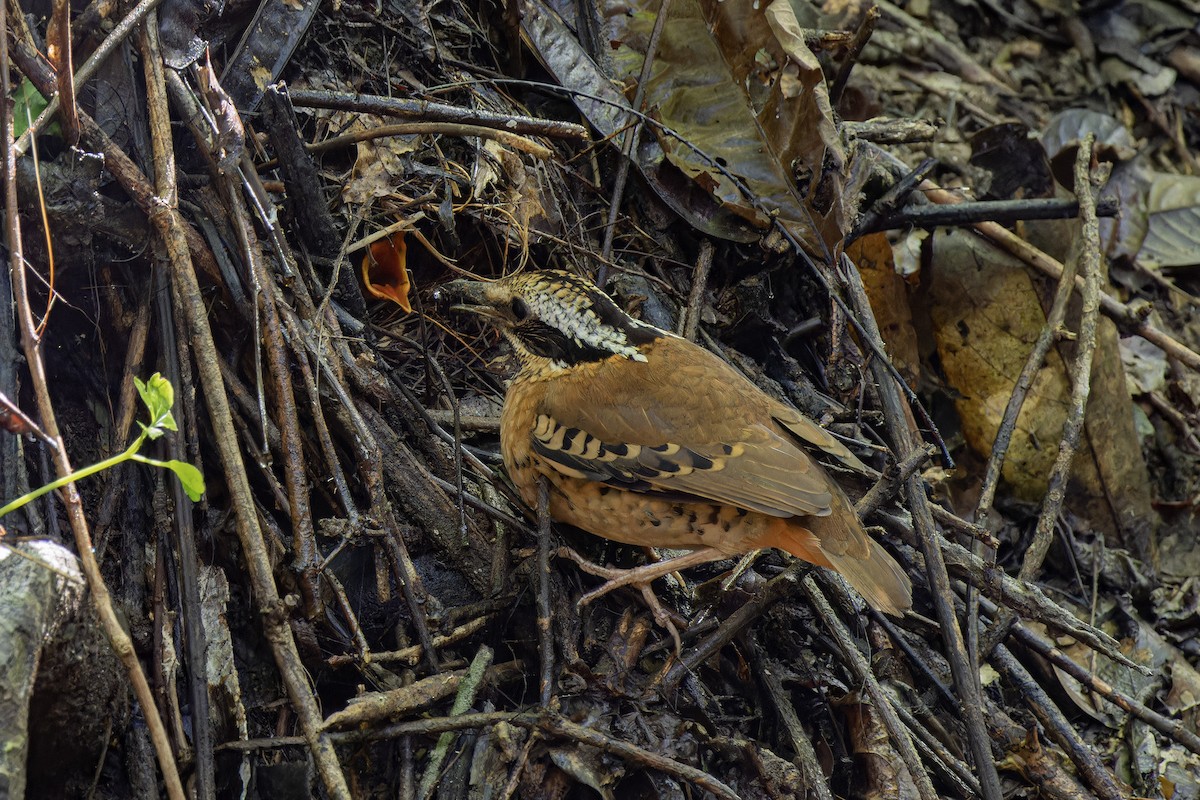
[498,730,538,800]
[991,644,1125,800]
[49,0,78,145]
[423,354,470,544]
[855,443,933,519]
[326,571,371,661]
[536,478,555,706]
[839,254,1004,800]
[137,20,352,797]
[323,661,522,730]
[297,122,554,161]
[848,157,936,242]
[828,5,879,106]
[286,88,589,139]
[746,633,834,800]
[425,473,534,534]
[290,328,357,520]
[4,13,188,800]
[597,0,673,285]
[892,703,981,796]
[802,575,939,800]
[679,240,714,342]
[1020,133,1103,583]
[982,134,1102,655]
[870,613,959,709]
[326,615,496,668]
[536,713,739,800]
[863,196,1118,233]
[929,505,999,549]
[0,390,55,447]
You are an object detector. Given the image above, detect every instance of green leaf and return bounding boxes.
[163,460,205,501]
[13,79,49,139]
[142,411,178,440]
[135,373,177,433]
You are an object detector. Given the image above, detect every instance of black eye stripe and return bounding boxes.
[516,320,612,363]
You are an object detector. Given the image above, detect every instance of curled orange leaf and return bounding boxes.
[362,232,412,312]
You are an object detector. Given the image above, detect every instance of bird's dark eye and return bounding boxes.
[510,297,529,321]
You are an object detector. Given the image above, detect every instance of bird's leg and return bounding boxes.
[557,545,728,602]
[555,546,729,650]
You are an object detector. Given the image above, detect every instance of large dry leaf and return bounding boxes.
[521,0,758,242]
[928,229,1072,500]
[523,0,848,256]
[849,233,920,388]
[926,228,1152,545]
[1139,174,1200,268]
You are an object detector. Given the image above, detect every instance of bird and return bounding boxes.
[439,269,912,622]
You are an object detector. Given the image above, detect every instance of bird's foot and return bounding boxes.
[555,546,727,654]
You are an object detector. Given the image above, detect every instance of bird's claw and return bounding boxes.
[556,546,686,654]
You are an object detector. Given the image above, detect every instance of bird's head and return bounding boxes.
[438,270,664,370]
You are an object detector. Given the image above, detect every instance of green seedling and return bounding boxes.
[0,373,205,519]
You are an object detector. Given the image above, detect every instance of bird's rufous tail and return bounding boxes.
[755,519,913,616]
